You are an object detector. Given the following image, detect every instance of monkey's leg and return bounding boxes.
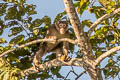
[55,48,63,60]
[62,42,71,62]
[55,47,70,62]
[33,48,46,70]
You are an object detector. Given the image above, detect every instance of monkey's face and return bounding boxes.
[59,23,68,34]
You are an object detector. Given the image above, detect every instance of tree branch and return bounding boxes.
[21,58,83,76]
[63,0,96,70]
[63,0,81,41]
[95,46,120,65]
[88,8,120,36]
[75,70,86,80]
[63,0,92,56]
[0,38,76,57]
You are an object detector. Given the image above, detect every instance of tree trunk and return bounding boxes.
[87,68,103,80]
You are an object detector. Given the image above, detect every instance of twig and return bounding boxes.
[71,66,78,76]
[75,70,86,80]
[88,8,120,36]
[0,38,76,57]
[64,70,73,79]
[64,66,78,80]
[95,46,120,65]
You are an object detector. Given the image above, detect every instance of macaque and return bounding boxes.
[33,21,70,69]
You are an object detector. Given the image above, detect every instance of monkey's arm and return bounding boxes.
[63,42,69,56]
[45,25,56,38]
[60,41,70,61]
[54,42,69,61]
[45,26,57,44]
[60,31,70,61]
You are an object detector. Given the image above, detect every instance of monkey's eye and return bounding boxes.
[59,24,63,27]
[63,24,66,27]
[59,24,66,28]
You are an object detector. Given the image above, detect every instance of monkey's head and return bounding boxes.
[55,21,68,34]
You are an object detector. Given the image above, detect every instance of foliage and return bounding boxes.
[0,0,120,79]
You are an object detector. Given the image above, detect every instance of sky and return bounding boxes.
[27,0,65,22]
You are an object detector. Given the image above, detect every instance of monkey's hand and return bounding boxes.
[60,55,71,62]
[49,36,57,44]
[33,58,39,71]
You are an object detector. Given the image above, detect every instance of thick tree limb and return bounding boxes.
[63,0,81,41]
[95,46,120,65]
[0,38,76,57]
[63,0,95,67]
[88,8,120,36]
[63,0,92,56]
[63,0,103,80]
[21,58,83,76]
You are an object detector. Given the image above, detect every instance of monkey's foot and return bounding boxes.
[33,64,40,72]
[60,55,71,62]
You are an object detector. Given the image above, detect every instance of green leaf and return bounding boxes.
[91,26,109,39]
[80,0,84,8]
[33,29,39,35]
[7,0,18,4]
[7,55,20,62]
[0,38,6,44]
[7,21,19,27]
[8,27,23,37]
[41,16,51,26]
[26,4,37,15]
[39,72,51,79]
[9,35,25,45]
[78,0,90,15]
[51,67,63,78]
[54,11,66,23]
[91,6,106,19]
[0,46,4,54]
[28,10,37,15]
[0,29,3,35]
[0,3,7,16]
[81,19,92,27]
[106,7,115,13]
[5,6,21,20]
[108,59,113,63]
[74,2,80,7]
[31,19,42,27]
[20,0,25,4]
[14,49,30,56]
